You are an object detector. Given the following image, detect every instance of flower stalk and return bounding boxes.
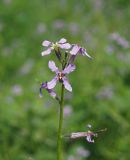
[57,84,65,160]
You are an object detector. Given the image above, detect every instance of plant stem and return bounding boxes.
[57,84,65,160]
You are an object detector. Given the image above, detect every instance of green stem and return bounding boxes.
[57,84,65,160]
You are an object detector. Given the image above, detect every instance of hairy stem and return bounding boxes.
[57,84,65,160]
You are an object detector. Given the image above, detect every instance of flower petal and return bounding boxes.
[47,76,58,89]
[39,82,47,98]
[41,48,52,56]
[70,45,80,55]
[47,89,56,98]
[58,38,67,44]
[86,132,97,143]
[80,48,92,59]
[63,64,76,74]
[84,51,92,59]
[48,61,59,73]
[59,43,71,49]
[62,77,72,92]
[86,135,94,143]
[42,40,52,47]
[41,82,47,88]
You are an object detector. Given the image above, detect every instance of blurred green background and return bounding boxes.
[0,0,130,159]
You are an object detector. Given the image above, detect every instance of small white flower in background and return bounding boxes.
[63,105,73,117]
[110,32,129,48]
[36,23,47,34]
[11,85,23,96]
[3,0,12,5]
[96,85,114,100]
[68,22,79,35]
[53,20,65,30]
[67,155,75,160]
[19,59,34,75]
[76,146,90,158]
[106,45,114,55]
[5,96,14,104]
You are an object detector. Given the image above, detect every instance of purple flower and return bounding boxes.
[47,61,76,92]
[70,131,97,143]
[40,82,59,100]
[69,44,92,63]
[41,38,71,56]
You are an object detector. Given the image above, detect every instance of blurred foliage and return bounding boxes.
[0,0,130,159]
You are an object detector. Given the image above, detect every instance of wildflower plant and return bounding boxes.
[39,38,99,160]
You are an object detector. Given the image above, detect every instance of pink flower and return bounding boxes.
[47,61,76,92]
[41,38,71,56]
[69,44,92,63]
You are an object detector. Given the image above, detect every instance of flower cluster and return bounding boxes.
[40,38,91,100]
[38,38,105,145]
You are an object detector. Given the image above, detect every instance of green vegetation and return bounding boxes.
[0,0,130,159]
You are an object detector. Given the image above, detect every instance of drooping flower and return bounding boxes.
[47,61,76,92]
[70,44,91,57]
[69,44,92,63]
[70,131,97,143]
[40,82,59,101]
[41,38,71,56]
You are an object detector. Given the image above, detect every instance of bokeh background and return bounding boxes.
[0,0,130,159]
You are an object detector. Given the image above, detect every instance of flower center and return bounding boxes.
[58,72,64,82]
[52,42,59,51]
